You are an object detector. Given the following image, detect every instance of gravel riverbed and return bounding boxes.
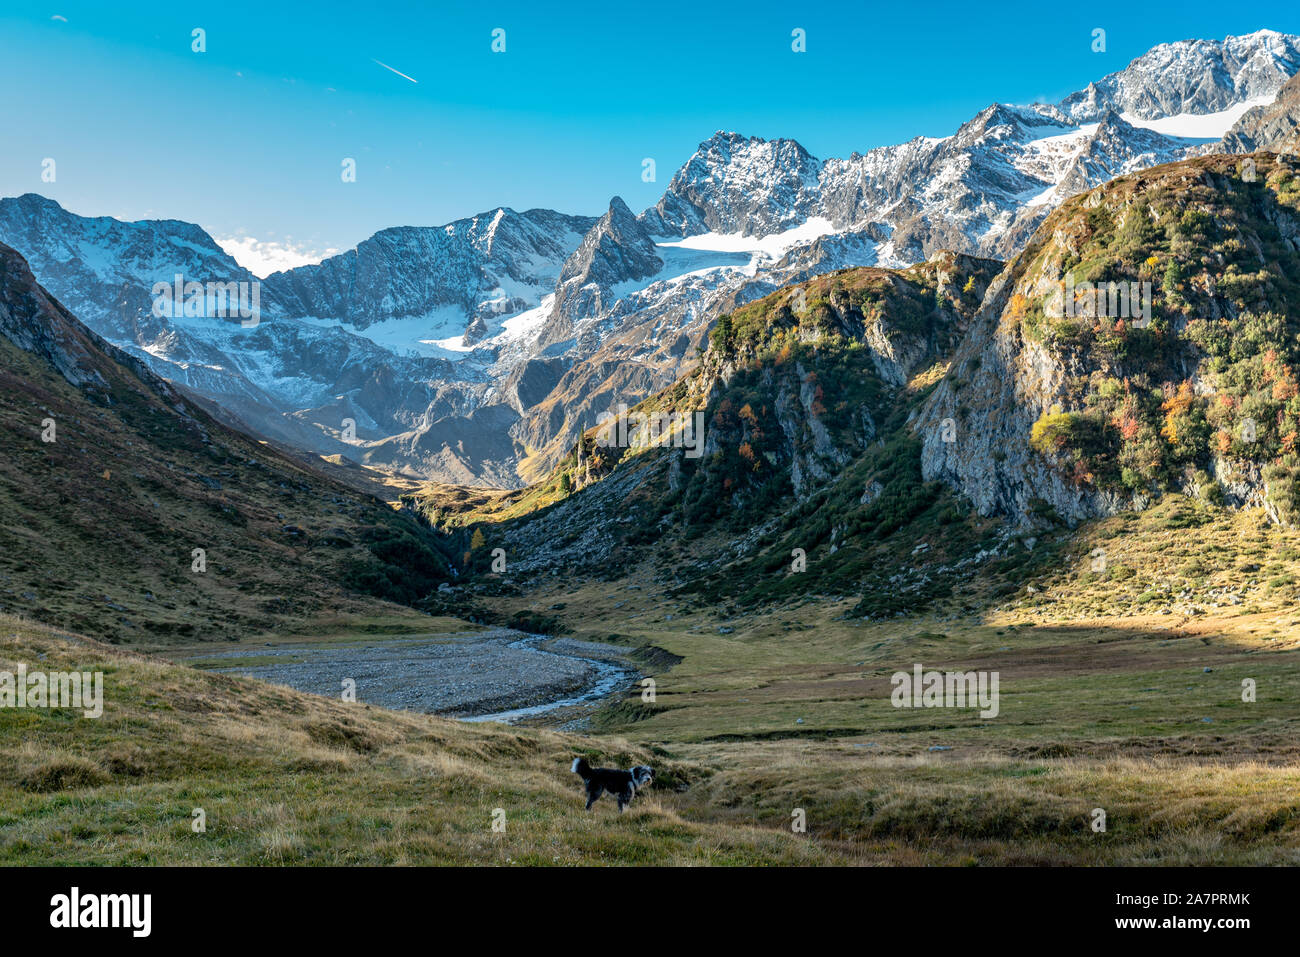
[189,629,637,723]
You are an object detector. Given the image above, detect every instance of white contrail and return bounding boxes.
[371,58,418,84]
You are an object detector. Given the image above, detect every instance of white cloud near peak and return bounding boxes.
[216,235,340,277]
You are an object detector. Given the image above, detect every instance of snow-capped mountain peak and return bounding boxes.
[3,30,1298,487]
[1060,28,1300,122]
[640,131,823,239]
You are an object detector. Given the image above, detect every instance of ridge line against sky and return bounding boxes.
[2,0,1298,276]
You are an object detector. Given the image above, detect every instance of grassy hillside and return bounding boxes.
[1027,152,1300,505]
[921,151,1300,526]
[0,242,453,646]
[440,496,1300,864]
[0,616,826,865]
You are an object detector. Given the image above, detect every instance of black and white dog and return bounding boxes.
[571,757,654,812]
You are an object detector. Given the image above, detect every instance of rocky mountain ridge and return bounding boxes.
[3,30,1297,487]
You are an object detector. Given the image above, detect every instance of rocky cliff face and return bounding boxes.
[915,266,1130,526]
[1223,71,1300,152]
[0,239,117,393]
[640,132,824,238]
[553,252,1001,510]
[549,198,662,326]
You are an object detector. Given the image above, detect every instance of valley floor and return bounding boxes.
[3,497,1299,865]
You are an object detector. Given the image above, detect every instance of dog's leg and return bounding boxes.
[617,787,632,812]
[585,783,601,810]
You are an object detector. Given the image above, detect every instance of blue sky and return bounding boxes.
[1,1,1297,273]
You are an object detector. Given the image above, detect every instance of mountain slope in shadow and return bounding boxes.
[0,242,452,645]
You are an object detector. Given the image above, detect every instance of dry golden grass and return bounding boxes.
[0,615,831,865]
[6,496,1300,865]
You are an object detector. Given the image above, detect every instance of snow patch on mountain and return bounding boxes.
[1120,95,1275,138]
[295,308,486,361]
[655,216,838,260]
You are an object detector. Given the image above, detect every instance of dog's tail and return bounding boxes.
[571,757,591,779]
